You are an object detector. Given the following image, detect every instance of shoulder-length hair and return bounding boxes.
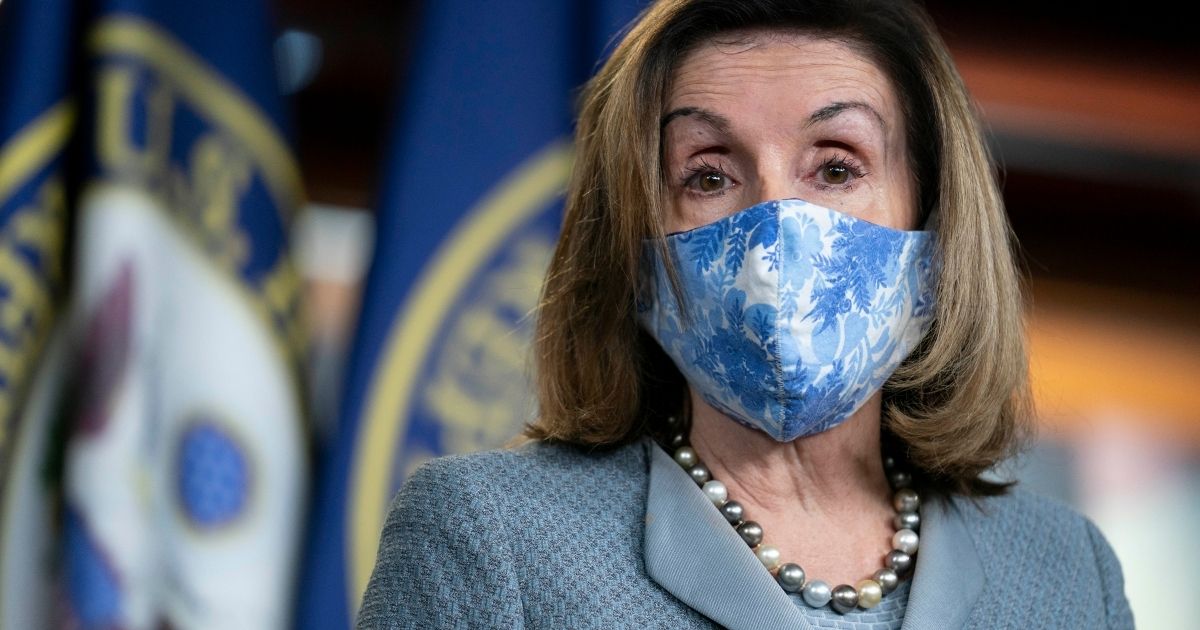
[525,0,1032,496]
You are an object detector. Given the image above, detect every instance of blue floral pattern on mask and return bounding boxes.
[637,199,936,441]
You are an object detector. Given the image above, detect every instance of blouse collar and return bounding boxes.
[642,440,984,630]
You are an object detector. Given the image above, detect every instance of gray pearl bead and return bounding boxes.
[736,521,763,547]
[688,463,711,485]
[721,500,744,525]
[776,563,806,593]
[889,471,912,489]
[893,488,919,512]
[886,549,914,574]
[667,433,686,449]
[893,511,920,531]
[830,584,859,614]
[883,455,896,470]
[673,447,698,469]
[873,568,900,594]
[801,580,832,607]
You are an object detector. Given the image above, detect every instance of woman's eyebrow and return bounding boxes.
[660,106,732,134]
[805,101,887,134]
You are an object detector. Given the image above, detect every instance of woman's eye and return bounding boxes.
[822,163,850,185]
[698,172,727,193]
[815,154,867,189]
[682,164,734,196]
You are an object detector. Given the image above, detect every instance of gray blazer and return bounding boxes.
[358,437,1134,629]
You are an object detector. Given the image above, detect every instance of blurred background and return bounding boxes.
[0,0,1196,628]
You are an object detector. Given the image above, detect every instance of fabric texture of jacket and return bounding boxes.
[357,437,1134,629]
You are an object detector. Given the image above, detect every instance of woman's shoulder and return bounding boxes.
[362,437,717,628]
[402,437,651,496]
[947,486,1134,627]
[949,485,1118,550]
[949,486,1117,565]
[393,437,653,528]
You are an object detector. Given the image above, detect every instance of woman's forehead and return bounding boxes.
[665,31,898,126]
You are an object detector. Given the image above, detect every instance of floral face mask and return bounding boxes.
[637,198,937,441]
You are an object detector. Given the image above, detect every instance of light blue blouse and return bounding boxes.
[792,580,910,629]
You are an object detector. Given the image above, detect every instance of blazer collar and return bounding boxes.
[642,440,985,629]
[899,494,985,630]
[643,440,813,630]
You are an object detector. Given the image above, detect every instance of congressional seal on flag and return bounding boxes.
[296,2,648,627]
[0,2,309,627]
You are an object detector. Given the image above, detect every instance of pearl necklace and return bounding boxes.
[659,420,920,614]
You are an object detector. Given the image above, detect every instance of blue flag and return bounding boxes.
[0,1,309,627]
[0,0,76,487]
[298,1,646,627]
[0,2,79,626]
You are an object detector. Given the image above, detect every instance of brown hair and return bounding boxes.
[525,0,1032,496]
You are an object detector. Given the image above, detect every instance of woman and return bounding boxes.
[358,0,1134,628]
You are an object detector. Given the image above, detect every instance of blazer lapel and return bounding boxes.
[899,495,985,629]
[643,441,813,630]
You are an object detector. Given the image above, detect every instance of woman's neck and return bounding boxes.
[688,389,897,585]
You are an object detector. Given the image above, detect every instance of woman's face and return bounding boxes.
[661,31,917,233]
